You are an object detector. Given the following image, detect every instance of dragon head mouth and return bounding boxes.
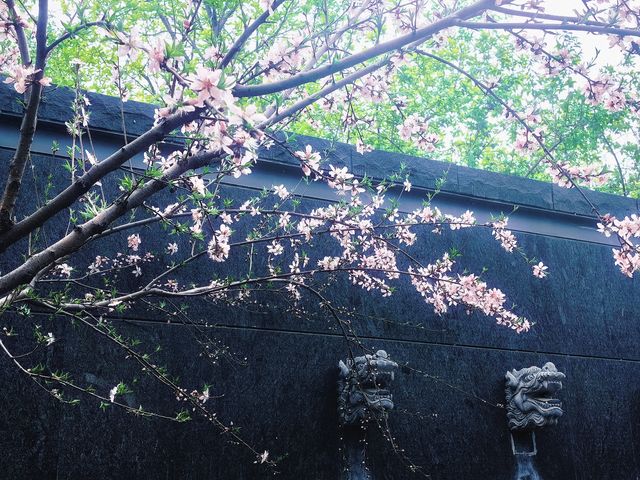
[338,350,398,426]
[505,362,565,430]
[515,374,564,415]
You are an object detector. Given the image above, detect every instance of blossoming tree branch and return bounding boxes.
[0,0,639,463]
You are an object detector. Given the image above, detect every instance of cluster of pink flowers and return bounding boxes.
[207,223,232,262]
[536,48,572,77]
[355,139,373,155]
[294,145,322,177]
[582,76,627,112]
[259,38,306,80]
[74,251,156,285]
[508,27,636,138]
[118,251,155,278]
[444,210,475,231]
[267,240,284,256]
[547,162,609,189]
[491,219,517,253]
[514,128,543,153]
[127,234,142,251]
[56,263,73,277]
[188,66,235,108]
[115,26,144,59]
[397,113,438,153]
[532,262,548,278]
[317,256,341,271]
[356,73,390,103]
[3,65,51,94]
[149,82,266,182]
[189,176,207,196]
[509,112,544,153]
[408,253,530,333]
[147,38,166,73]
[224,152,535,330]
[39,2,640,339]
[272,185,289,200]
[327,165,355,193]
[224,131,260,179]
[388,3,421,34]
[598,214,640,277]
[612,246,640,278]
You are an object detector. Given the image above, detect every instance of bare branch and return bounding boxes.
[490,5,614,27]
[219,0,288,69]
[0,108,202,252]
[457,20,640,38]
[35,0,47,70]
[232,0,496,98]
[46,20,110,53]
[0,148,222,297]
[603,135,627,197]
[262,56,391,127]
[0,0,48,232]
[6,0,31,65]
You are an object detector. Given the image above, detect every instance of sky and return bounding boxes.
[540,0,623,65]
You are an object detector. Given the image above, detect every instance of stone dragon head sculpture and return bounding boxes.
[338,350,398,426]
[505,362,565,431]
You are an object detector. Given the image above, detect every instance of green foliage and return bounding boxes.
[175,409,191,422]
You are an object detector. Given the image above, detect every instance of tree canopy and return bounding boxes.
[32,0,640,196]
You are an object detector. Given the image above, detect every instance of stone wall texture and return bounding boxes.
[0,83,639,479]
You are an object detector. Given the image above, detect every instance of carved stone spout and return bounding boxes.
[338,350,398,480]
[505,362,565,431]
[338,350,398,426]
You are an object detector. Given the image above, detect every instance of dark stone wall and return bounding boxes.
[0,85,639,479]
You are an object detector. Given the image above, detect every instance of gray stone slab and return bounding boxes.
[552,184,638,218]
[457,166,553,210]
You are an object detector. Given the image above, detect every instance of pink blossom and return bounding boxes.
[259,0,273,13]
[547,162,610,189]
[489,219,514,251]
[278,213,290,228]
[532,262,548,278]
[189,66,232,107]
[327,165,354,192]
[3,65,46,94]
[294,145,321,177]
[228,104,266,127]
[127,234,141,251]
[272,184,289,199]
[318,256,340,270]
[204,46,221,61]
[85,150,98,166]
[116,27,144,59]
[57,263,73,277]
[147,39,165,72]
[109,386,117,402]
[190,176,207,196]
[191,208,204,234]
[267,240,284,256]
[207,224,232,262]
[355,139,372,155]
